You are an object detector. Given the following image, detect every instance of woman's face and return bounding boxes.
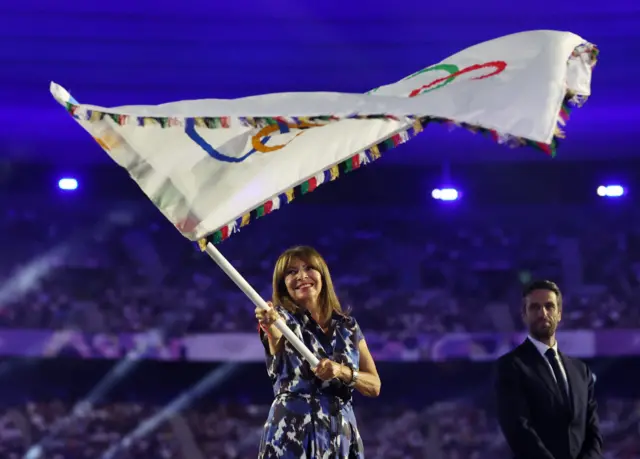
[284,257,322,308]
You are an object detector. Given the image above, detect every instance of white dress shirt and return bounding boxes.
[527,335,569,395]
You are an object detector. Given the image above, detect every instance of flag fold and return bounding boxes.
[50,30,598,243]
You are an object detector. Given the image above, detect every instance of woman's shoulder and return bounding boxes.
[334,311,360,330]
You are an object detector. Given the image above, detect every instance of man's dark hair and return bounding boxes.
[522,280,562,308]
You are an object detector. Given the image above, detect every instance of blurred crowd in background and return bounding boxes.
[2,199,639,335]
[0,359,638,459]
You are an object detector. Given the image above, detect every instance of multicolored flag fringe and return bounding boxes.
[49,30,597,246]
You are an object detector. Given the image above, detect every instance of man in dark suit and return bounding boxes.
[495,280,602,459]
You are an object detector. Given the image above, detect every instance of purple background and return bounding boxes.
[1,0,637,166]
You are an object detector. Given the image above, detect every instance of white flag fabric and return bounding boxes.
[50,30,597,243]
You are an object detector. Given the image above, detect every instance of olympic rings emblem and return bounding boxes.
[407,61,507,97]
[187,60,507,162]
[186,118,326,163]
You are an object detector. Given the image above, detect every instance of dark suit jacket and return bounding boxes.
[495,339,602,459]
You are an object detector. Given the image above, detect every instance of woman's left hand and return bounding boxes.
[313,358,345,381]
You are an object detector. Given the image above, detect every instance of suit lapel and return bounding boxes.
[519,339,565,404]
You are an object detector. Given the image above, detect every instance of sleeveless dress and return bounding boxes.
[258,306,365,458]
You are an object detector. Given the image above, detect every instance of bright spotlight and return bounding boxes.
[432,188,459,201]
[597,185,624,198]
[58,178,78,190]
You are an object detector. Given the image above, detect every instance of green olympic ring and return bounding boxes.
[401,63,460,94]
[367,61,507,98]
[366,64,458,95]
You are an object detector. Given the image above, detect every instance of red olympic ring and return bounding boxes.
[409,61,507,98]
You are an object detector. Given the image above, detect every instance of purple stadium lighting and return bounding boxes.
[596,185,624,198]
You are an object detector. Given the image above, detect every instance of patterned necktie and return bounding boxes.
[545,348,569,406]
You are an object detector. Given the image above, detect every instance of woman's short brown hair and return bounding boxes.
[272,246,346,323]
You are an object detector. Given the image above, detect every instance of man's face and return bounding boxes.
[523,289,562,341]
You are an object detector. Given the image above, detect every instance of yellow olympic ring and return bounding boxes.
[251,122,325,153]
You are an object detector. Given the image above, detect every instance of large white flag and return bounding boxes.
[50,30,597,243]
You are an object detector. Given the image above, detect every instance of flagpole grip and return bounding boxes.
[203,242,320,368]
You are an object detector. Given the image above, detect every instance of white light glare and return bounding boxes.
[432,188,459,201]
[597,185,624,198]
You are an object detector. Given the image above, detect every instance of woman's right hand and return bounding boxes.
[256,302,284,355]
[255,301,280,327]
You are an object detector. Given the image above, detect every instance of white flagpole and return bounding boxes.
[203,242,320,368]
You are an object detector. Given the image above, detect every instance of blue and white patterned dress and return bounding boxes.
[258,305,365,459]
